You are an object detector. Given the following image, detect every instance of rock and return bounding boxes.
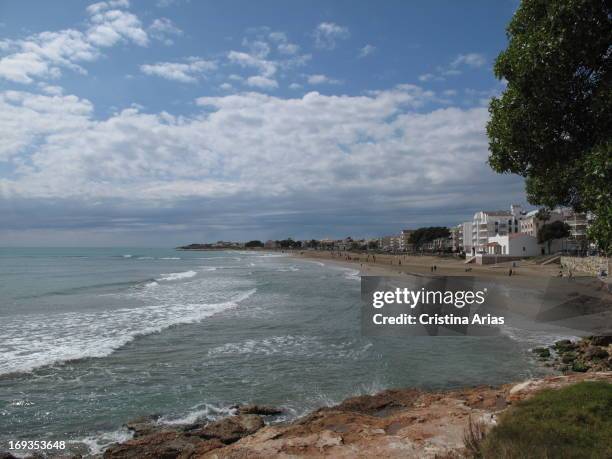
[554,339,577,352]
[125,415,162,438]
[235,404,283,416]
[323,388,421,417]
[103,431,221,459]
[588,336,612,346]
[532,347,550,358]
[0,452,18,459]
[584,345,609,360]
[185,414,265,444]
[561,352,577,363]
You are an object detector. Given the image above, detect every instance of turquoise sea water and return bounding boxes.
[0,248,557,456]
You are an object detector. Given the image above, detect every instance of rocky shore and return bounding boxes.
[532,335,612,373]
[97,370,611,458]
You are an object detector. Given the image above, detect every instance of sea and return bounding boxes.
[0,248,566,456]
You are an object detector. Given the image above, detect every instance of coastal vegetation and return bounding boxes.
[476,381,612,458]
[487,0,612,254]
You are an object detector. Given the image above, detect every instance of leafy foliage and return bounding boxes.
[487,0,611,252]
[537,220,570,244]
[408,227,450,247]
[245,240,264,248]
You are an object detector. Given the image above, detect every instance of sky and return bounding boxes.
[0,0,528,247]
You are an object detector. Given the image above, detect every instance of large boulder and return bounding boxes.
[125,415,162,438]
[103,430,222,459]
[185,414,265,444]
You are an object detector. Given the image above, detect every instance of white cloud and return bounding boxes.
[219,82,233,91]
[268,31,299,55]
[227,50,276,77]
[0,1,148,84]
[140,58,217,83]
[149,18,182,45]
[314,22,349,50]
[86,7,148,47]
[278,42,299,55]
[1,84,503,208]
[289,83,302,90]
[358,44,376,58]
[246,75,278,89]
[419,53,487,83]
[451,53,486,69]
[306,74,341,85]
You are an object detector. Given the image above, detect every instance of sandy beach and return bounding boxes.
[292,250,569,282]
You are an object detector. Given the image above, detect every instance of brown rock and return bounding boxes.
[103,430,218,459]
[125,415,162,438]
[186,414,265,444]
[588,336,612,346]
[323,388,421,417]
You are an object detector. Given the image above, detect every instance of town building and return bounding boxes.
[470,205,523,254]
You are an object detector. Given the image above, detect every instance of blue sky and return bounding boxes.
[0,0,527,246]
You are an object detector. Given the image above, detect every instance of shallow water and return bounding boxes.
[0,248,559,455]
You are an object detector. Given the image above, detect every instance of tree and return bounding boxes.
[245,240,264,248]
[487,0,611,253]
[409,227,450,248]
[538,221,571,254]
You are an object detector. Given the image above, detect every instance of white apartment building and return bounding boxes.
[485,233,541,257]
[462,221,473,255]
[519,209,564,237]
[399,229,414,252]
[470,205,523,254]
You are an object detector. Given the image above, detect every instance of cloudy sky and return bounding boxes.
[0,0,526,246]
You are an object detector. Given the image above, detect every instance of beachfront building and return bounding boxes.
[485,233,541,257]
[519,209,564,237]
[400,229,414,252]
[450,224,462,252]
[470,205,523,254]
[378,235,402,252]
[423,236,452,252]
[564,211,593,253]
[462,222,473,255]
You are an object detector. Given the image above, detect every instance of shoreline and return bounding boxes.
[97,371,612,458]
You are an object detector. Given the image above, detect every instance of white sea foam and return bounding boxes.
[160,257,181,260]
[158,403,237,426]
[137,257,154,260]
[0,289,257,376]
[207,336,372,360]
[158,270,197,281]
[77,427,133,456]
[343,269,360,281]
